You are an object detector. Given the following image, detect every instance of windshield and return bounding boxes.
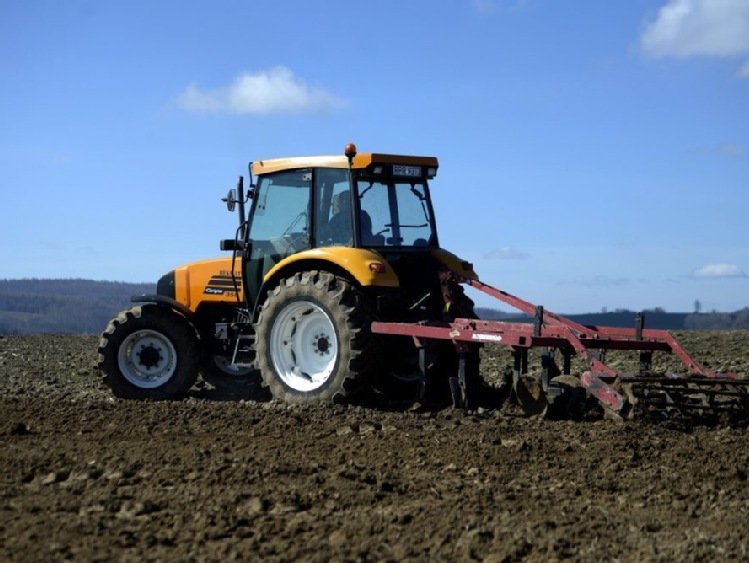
[247,169,312,256]
[357,179,436,247]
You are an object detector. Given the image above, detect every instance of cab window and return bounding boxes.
[245,170,312,302]
[315,168,352,247]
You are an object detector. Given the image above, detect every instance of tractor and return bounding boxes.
[98,144,478,407]
[99,144,749,420]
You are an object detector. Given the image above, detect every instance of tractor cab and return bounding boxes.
[225,145,451,311]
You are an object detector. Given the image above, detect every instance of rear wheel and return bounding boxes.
[98,305,200,399]
[254,271,374,404]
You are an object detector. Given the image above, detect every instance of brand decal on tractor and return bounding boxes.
[203,275,240,295]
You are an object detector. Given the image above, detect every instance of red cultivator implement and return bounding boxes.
[373,274,749,421]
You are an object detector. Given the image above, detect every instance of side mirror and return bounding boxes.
[222,189,237,212]
[220,239,245,251]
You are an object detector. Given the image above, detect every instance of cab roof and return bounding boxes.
[251,153,439,176]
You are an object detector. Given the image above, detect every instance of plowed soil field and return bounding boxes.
[2,332,749,561]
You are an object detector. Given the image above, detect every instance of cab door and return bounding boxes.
[244,169,312,305]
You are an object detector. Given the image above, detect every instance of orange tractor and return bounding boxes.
[98,144,748,420]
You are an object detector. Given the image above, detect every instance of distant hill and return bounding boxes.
[0,279,746,334]
[0,279,155,335]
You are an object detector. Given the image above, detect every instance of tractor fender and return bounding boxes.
[130,294,200,333]
[264,248,400,288]
[430,248,479,280]
[129,295,206,346]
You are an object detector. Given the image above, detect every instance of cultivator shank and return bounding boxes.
[372,274,748,420]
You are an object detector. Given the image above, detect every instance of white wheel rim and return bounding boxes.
[270,300,337,392]
[118,329,177,388]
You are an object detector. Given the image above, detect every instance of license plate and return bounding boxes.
[392,165,421,177]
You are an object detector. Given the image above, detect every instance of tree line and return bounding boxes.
[474,307,749,331]
[0,279,154,335]
[1,279,747,334]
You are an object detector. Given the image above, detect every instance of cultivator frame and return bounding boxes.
[373,274,749,420]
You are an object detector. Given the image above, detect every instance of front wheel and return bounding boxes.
[97,305,201,400]
[254,271,374,404]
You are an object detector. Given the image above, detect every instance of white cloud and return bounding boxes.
[483,247,530,260]
[176,67,347,115]
[639,0,749,75]
[691,263,747,279]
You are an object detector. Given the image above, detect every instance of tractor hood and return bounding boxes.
[157,257,243,312]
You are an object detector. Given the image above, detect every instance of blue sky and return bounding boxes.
[1,0,747,314]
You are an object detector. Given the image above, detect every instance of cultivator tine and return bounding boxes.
[449,377,463,409]
[580,372,631,420]
[448,351,481,410]
[639,351,653,374]
[417,348,427,403]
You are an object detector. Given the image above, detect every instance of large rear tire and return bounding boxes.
[98,305,201,400]
[254,271,374,404]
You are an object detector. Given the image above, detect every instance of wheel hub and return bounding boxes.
[137,344,163,369]
[118,330,177,388]
[270,301,338,392]
[314,333,330,356]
